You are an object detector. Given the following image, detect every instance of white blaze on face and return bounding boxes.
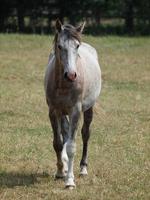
[59,37,80,75]
[66,40,79,74]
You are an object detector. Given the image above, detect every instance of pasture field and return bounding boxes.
[0,34,150,200]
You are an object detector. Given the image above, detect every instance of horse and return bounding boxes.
[44,19,101,189]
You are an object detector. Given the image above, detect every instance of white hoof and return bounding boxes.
[67,186,75,190]
[65,178,76,188]
[80,166,88,176]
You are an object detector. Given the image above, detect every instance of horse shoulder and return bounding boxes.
[78,43,101,111]
[80,42,98,60]
[78,43,101,75]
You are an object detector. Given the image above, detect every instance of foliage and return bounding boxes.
[0,1,150,33]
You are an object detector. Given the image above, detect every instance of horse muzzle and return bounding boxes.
[64,71,77,82]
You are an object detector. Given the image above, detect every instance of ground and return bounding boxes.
[0,34,150,200]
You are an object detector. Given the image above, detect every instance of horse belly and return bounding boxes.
[82,86,100,111]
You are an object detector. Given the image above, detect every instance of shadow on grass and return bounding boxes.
[0,172,50,188]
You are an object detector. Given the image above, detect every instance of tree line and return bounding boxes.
[0,0,150,35]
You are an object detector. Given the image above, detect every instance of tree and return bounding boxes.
[124,0,134,33]
[0,0,12,32]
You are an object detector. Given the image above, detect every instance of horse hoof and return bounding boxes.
[55,175,64,179]
[80,166,88,176]
[66,185,75,190]
[55,172,65,179]
[65,178,76,189]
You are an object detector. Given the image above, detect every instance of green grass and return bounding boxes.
[0,34,150,200]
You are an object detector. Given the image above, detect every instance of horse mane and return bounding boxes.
[63,24,81,42]
[54,24,81,51]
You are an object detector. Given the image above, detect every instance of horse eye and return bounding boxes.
[76,44,80,49]
[58,45,62,50]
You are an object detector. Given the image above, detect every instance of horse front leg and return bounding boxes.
[49,109,65,178]
[61,116,69,175]
[65,103,81,189]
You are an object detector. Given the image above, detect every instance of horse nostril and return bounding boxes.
[64,72,68,79]
[74,72,77,78]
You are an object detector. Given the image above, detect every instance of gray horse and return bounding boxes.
[44,19,101,189]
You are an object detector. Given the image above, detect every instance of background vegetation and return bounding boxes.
[0,34,149,199]
[0,0,150,35]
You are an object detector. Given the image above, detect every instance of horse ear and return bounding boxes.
[55,19,62,32]
[76,22,86,33]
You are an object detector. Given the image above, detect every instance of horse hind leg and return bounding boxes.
[61,116,69,174]
[49,110,65,178]
[80,107,93,175]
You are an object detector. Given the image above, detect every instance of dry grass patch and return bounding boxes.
[0,34,150,199]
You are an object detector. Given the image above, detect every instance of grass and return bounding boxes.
[0,34,150,200]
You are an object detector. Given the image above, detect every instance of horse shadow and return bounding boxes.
[0,171,50,188]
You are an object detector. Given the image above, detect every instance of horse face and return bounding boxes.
[57,35,80,82]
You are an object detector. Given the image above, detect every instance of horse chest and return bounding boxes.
[49,88,79,109]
